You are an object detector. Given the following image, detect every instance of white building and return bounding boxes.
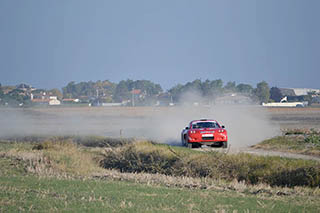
[49,96,61,105]
[291,88,320,96]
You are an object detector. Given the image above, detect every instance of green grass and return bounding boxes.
[253,133,320,157]
[1,172,320,212]
[1,136,320,212]
[2,138,320,188]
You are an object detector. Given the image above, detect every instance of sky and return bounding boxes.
[0,0,319,90]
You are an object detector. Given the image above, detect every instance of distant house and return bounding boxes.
[62,98,80,104]
[131,89,141,95]
[48,96,61,105]
[90,98,123,107]
[157,92,174,106]
[31,96,60,105]
[16,83,35,92]
[280,88,320,96]
[312,96,320,104]
[31,98,49,105]
[31,92,47,100]
[292,88,320,96]
[2,86,15,94]
[101,103,123,107]
[279,88,296,97]
[215,93,253,105]
[278,88,320,106]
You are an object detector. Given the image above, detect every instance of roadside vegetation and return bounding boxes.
[1,135,320,211]
[253,129,320,157]
[4,79,314,107]
[100,140,320,187]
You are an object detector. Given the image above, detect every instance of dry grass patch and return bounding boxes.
[35,140,103,176]
[100,141,320,187]
[2,138,320,205]
[1,139,103,177]
[253,129,320,157]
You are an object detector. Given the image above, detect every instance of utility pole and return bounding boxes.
[132,88,135,107]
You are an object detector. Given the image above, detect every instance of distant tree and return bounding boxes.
[254,81,270,103]
[48,88,63,100]
[224,81,237,92]
[208,79,223,96]
[62,81,76,98]
[168,79,224,102]
[113,79,162,103]
[8,89,25,102]
[270,87,282,102]
[183,79,203,95]
[132,80,162,96]
[113,80,131,102]
[99,80,116,97]
[302,94,313,106]
[0,83,3,97]
[210,79,223,89]
[62,80,116,100]
[236,83,253,94]
[201,80,212,97]
[168,84,184,102]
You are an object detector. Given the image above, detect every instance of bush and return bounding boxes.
[268,166,320,187]
[2,135,135,148]
[74,136,135,148]
[305,134,320,145]
[100,143,180,175]
[99,141,320,187]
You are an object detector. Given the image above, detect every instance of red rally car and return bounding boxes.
[181,119,228,148]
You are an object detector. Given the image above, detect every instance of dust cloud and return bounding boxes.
[146,105,281,147]
[0,104,280,148]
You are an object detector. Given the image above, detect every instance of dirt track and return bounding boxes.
[1,106,320,161]
[247,107,320,161]
[191,145,320,161]
[239,147,320,161]
[267,107,320,130]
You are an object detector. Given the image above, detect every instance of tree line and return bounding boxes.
[61,79,273,104]
[0,80,311,106]
[62,79,162,104]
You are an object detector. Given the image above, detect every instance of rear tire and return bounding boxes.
[183,135,188,147]
[194,143,201,148]
[181,136,185,146]
[187,143,201,148]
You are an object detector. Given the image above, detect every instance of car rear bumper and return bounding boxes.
[188,141,227,145]
[188,135,227,143]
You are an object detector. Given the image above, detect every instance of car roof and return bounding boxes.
[190,119,218,123]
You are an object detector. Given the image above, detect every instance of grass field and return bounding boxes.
[2,174,319,212]
[253,129,320,157]
[1,107,320,212]
[1,137,320,212]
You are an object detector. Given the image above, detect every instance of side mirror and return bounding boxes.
[185,127,189,130]
[221,125,225,129]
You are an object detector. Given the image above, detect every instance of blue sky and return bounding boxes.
[0,0,319,90]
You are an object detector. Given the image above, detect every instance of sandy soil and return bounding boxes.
[1,106,320,160]
[267,107,320,130]
[238,147,320,161]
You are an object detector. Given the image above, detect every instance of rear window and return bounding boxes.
[192,122,219,129]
